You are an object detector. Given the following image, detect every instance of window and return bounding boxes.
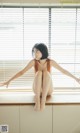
[0,7,80,89]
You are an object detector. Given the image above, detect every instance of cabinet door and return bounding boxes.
[0,106,19,133]
[20,105,52,133]
[53,105,80,133]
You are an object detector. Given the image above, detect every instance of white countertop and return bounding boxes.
[0,91,80,105]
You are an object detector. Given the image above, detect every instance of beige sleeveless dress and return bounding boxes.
[32,58,53,95]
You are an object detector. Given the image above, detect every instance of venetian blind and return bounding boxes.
[51,8,80,88]
[0,8,49,89]
[0,7,80,89]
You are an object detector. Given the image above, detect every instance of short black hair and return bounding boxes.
[32,43,49,60]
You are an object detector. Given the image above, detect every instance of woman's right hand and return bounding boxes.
[0,81,10,88]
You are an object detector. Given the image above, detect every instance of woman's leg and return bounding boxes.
[33,71,42,111]
[41,70,53,111]
[47,79,53,96]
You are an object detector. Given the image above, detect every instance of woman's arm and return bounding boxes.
[51,59,80,84]
[0,59,34,87]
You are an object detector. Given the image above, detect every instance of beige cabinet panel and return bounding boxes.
[0,106,19,133]
[53,105,80,133]
[20,105,52,133]
[2,0,60,3]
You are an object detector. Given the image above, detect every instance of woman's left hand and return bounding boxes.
[75,78,80,84]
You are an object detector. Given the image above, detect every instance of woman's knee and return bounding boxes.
[36,70,42,77]
[43,70,51,80]
[43,70,50,75]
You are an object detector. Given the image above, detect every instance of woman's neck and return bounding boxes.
[39,58,47,64]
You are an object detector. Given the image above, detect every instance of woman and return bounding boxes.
[0,43,80,111]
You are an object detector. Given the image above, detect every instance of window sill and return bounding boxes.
[0,88,80,105]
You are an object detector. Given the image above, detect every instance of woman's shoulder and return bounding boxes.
[48,58,55,61]
[47,58,55,65]
[47,58,52,62]
[47,57,51,60]
[31,58,38,66]
[28,59,35,66]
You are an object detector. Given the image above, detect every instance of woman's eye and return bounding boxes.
[34,49,39,54]
[36,50,39,53]
[37,50,40,52]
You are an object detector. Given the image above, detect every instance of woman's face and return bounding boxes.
[33,48,42,60]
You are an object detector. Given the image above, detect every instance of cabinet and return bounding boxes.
[0,105,80,133]
[53,105,80,133]
[20,105,52,133]
[0,106,19,133]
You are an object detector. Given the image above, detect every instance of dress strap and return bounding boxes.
[34,59,38,73]
[47,58,51,72]
[34,58,51,73]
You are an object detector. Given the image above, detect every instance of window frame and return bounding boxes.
[0,5,80,91]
